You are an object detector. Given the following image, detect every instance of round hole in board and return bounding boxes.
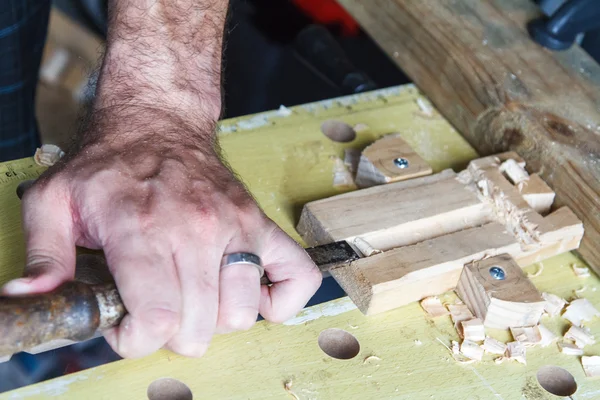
[147,378,193,400]
[320,120,356,143]
[318,328,360,360]
[536,366,577,397]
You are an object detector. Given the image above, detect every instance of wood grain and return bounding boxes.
[338,0,600,272]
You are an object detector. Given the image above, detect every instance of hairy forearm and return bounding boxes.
[95,0,229,125]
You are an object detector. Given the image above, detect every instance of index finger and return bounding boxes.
[258,228,322,323]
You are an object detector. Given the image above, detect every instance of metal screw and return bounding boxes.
[489,266,506,280]
[394,158,409,169]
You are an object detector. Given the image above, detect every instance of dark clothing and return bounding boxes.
[0,0,51,161]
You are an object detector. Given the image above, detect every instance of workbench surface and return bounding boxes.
[1,85,598,399]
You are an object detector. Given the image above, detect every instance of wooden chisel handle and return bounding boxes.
[0,281,125,357]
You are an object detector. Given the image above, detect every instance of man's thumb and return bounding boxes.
[2,186,76,295]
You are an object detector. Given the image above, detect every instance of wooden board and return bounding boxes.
[338,0,600,274]
[2,87,599,399]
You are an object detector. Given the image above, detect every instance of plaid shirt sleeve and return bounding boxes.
[0,1,51,162]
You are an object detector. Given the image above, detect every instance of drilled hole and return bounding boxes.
[148,378,193,400]
[318,328,360,360]
[321,120,356,143]
[536,366,577,397]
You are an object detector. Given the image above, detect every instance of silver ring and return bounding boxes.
[221,252,264,277]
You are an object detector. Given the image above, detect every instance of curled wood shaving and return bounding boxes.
[542,292,567,317]
[538,324,558,348]
[284,379,300,400]
[34,144,64,167]
[420,296,450,318]
[482,337,507,355]
[564,325,595,348]
[562,298,600,327]
[558,341,584,356]
[353,237,382,257]
[510,326,542,347]
[506,341,527,365]
[526,262,544,278]
[571,263,591,278]
[582,356,600,377]
[363,355,381,364]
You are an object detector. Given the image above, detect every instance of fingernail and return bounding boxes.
[2,278,33,295]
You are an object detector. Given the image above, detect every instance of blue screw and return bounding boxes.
[394,158,409,169]
[489,266,506,280]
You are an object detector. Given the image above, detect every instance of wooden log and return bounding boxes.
[338,0,600,272]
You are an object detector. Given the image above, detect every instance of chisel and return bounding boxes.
[0,240,359,357]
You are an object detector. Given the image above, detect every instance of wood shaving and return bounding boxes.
[451,340,460,355]
[460,340,484,361]
[363,355,381,364]
[538,324,558,347]
[420,296,450,318]
[562,298,600,327]
[564,325,595,348]
[526,263,544,278]
[331,156,355,188]
[574,286,587,296]
[461,318,486,342]
[558,341,584,356]
[415,97,435,118]
[510,326,542,347]
[284,379,299,400]
[499,159,529,185]
[448,304,474,331]
[436,338,476,364]
[482,337,507,355]
[414,339,422,346]
[353,237,382,257]
[582,356,600,377]
[34,144,64,167]
[506,341,527,364]
[542,292,567,317]
[494,357,508,364]
[571,263,591,278]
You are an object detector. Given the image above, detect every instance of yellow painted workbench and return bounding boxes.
[1,85,599,399]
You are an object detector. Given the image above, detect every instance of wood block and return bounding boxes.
[298,169,492,252]
[299,154,583,315]
[456,254,546,329]
[354,134,432,187]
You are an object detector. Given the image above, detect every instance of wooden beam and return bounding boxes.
[338,0,600,272]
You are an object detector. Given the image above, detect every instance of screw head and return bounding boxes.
[394,158,409,169]
[489,266,506,280]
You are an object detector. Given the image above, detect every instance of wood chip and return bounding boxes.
[558,341,584,356]
[571,263,591,278]
[451,340,460,355]
[482,337,507,355]
[420,296,450,318]
[363,355,381,364]
[562,298,600,327]
[526,263,544,278]
[460,339,484,361]
[461,318,486,342]
[542,292,567,316]
[506,341,526,364]
[34,144,64,167]
[343,148,361,175]
[331,156,355,188]
[582,356,600,377]
[510,326,542,347]
[538,324,558,347]
[448,304,474,330]
[564,325,595,349]
[353,237,382,257]
[499,158,529,185]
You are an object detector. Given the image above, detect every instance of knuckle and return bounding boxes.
[223,308,257,331]
[140,307,180,339]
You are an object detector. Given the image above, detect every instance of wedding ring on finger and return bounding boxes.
[220,252,264,278]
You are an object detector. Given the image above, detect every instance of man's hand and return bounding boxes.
[1,0,322,358]
[3,113,321,358]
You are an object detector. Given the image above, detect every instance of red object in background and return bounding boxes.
[292,0,360,36]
